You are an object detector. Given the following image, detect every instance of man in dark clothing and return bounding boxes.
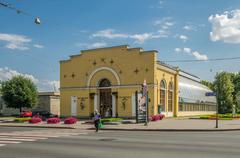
[93,109,101,132]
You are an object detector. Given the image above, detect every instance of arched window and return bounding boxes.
[99,78,111,87]
[168,82,174,112]
[160,80,166,112]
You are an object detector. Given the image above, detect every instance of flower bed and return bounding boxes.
[150,114,165,121]
[29,117,42,124]
[64,117,77,124]
[47,117,61,124]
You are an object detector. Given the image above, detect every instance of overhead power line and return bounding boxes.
[163,56,240,63]
[0,1,41,24]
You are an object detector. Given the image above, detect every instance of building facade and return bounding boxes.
[36,92,60,116]
[0,92,60,116]
[60,45,216,118]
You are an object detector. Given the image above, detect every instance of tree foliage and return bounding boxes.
[200,80,214,91]
[1,76,38,113]
[231,72,240,112]
[214,72,234,114]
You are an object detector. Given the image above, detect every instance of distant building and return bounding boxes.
[34,92,60,116]
[59,45,216,118]
[0,96,19,116]
[0,92,60,116]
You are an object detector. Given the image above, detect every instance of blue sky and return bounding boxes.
[1,0,240,91]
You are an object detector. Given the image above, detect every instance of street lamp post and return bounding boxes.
[215,100,218,128]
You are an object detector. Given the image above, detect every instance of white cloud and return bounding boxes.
[130,33,154,44]
[159,0,164,4]
[150,0,165,9]
[91,29,167,44]
[183,25,196,31]
[154,17,174,30]
[33,44,44,48]
[165,22,174,26]
[174,48,181,53]
[40,80,60,92]
[0,67,38,83]
[209,9,240,43]
[183,47,191,53]
[174,48,208,60]
[179,35,188,42]
[0,67,59,92]
[91,29,128,39]
[0,33,31,50]
[130,32,168,44]
[6,43,29,50]
[75,42,107,49]
[192,51,208,60]
[87,42,107,48]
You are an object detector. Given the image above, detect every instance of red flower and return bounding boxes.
[47,117,61,124]
[64,117,77,124]
[150,114,165,121]
[29,117,42,124]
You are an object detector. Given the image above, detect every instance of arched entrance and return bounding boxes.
[99,78,112,117]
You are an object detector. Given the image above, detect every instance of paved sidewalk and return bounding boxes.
[1,119,240,131]
[100,119,240,131]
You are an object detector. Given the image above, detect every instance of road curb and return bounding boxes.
[98,128,240,132]
[0,124,76,129]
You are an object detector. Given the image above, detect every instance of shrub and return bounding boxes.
[14,117,31,122]
[101,118,123,123]
[29,117,42,124]
[47,117,61,124]
[200,115,210,119]
[64,117,77,124]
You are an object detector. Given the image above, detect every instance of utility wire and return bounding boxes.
[0,1,33,17]
[163,56,240,63]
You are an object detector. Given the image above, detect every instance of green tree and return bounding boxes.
[231,72,240,113]
[214,72,234,114]
[201,80,214,91]
[1,76,38,114]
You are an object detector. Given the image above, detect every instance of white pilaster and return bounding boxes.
[112,94,116,117]
[132,93,136,117]
[94,94,98,111]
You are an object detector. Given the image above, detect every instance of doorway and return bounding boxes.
[99,79,112,117]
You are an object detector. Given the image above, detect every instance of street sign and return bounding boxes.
[205,92,216,96]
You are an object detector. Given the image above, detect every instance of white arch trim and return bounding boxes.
[87,67,121,87]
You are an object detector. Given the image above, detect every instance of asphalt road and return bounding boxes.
[1,127,240,158]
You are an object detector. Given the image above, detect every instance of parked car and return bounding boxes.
[32,110,58,120]
[20,110,32,117]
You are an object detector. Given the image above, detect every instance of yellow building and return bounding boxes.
[60,45,216,118]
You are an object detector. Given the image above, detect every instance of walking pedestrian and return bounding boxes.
[93,109,101,132]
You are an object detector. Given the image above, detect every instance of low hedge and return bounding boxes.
[101,118,123,123]
[199,114,240,120]
[14,117,31,122]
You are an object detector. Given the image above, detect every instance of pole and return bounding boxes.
[144,92,149,126]
[135,91,138,124]
[216,103,218,128]
[216,92,218,128]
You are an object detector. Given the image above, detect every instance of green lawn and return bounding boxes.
[199,113,240,120]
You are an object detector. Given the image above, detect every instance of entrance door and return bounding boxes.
[99,78,112,117]
[100,89,112,117]
[71,96,77,116]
